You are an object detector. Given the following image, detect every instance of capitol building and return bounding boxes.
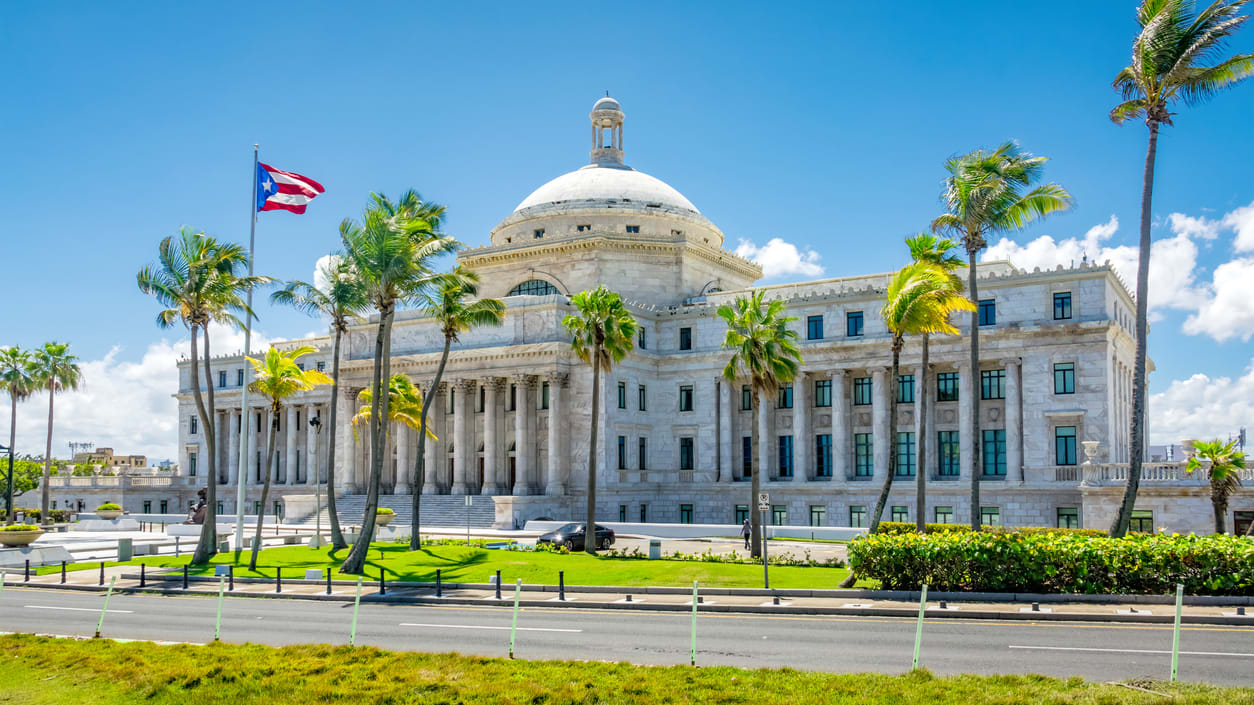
[52,96,1251,536]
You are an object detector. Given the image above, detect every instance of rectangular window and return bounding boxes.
[937,372,959,402]
[807,315,824,340]
[317,361,325,372]
[777,384,793,409]
[741,385,752,411]
[849,505,867,528]
[1054,362,1075,394]
[735,505,750,524]
[639,504,647,523]
[626,225,640,234]
[218,371,226,388]
[217,501,224,515]
[853,377,873,405]
[896,432,916,476]
[679,504,693,524]
[638,328,647,349]
[815,434,832,477]
[237,369,244,386]
[778,435,794,477]
[934,506,953,524]
[679,385,694,412]
[619,505,627,522]
[617,436,626,470]
[478,386,486,413]
[1055,426,1077,466]
[809,505,826,527]
[978,298,996,326]
[541,381,550,409]
[617,381,626,409]
[1053,291,1072,320]
[981,369,1006,400]
[891,505,908,523]
[814,379,832,407]
[854,433,873,477]
[846,311,864,337]
[982,429,1007,476]
[897,375,915,403]
[189,452,197,477]
[679,327,692,350]
[938,430,960,476]
[1057,507,1079,529]
[742,436,753,476]
[533,228,545,239]
[298,363,305,371]
[771,505,787,526]
[638,437,647,470]
[447,388,455,414]
[1130,509,1154,533]
[980,506,1001,527]
[159,500,168,514]
[190,416,197,435]
[143,500,152,513]
[638,384,646,411]
[679,437,694,471]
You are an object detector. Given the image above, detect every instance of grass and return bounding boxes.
[1,634,1248,704]
[36,542,873,589]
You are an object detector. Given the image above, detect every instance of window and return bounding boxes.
[639,504,648,523]
[679,385,694,412]
[1054,363,1075,394]
[810,505,826,527]
[771,505,787,526]
[814,379,832,407]
[741,385,752,411]
[317,361,325,372]
[807,315,824,340]
[478,386,485,413]
[980,506,1001,526]
[626,225,640,234]
[1053,291,1072,320]
[541,381,550,409]
[742,436,753,476]
[190,416,198,435]
[680,504,693,524]
[218,371,227,388]
[736,505,750,524]
[778,435,793,477]
[938,431,960,476]
[978,298,996,326]
[577,224,591,232]
[893,375,914,403]
[934,506,953,524]
[218,501,225,515]
[982,429,1007,476]
[617,436,626,470]
[159,500,168,514]
[619,505,627,522]
[297,363,305,371]
[680,437,694,470]
[815,434,832,477]
[189,452,197,477]
[508,279,558,296]
[1130,510,1154,533]
[679,327,692,350]
[447,388,455,414]
[896,432,916,476]
[1057,507,1079,529]
[617,381,626,409]
[638,437,647,470]
[937,372,959,402]
[254,501,261,515]
[854,433,873,477]
[853,377,873,405]
[638,328,647,350]
[508,383,517,411]
[891,505,909,523]
[981,369,1006,400]
[638,384,647,411]
[1055,426,1077,466]
[143,500,152,513]
[777,384,793,409]
[237,369,244,386]
[844,311,863,337]
[533,228,545,239]
[849,505,867,528]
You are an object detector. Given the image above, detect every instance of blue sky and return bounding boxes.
[2,1,1252,457]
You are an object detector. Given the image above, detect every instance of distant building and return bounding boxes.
[72,447,147,469]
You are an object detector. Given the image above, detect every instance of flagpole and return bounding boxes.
[234,144,259,552]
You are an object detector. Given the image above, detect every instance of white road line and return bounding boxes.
[399,622,582,633]
[24,605,135,614]
[1009,645,1254,658]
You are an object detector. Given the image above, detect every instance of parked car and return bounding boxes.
[536,523,615,551]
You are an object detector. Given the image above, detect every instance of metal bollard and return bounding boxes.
[773,595,780,605]
[326,567,332,595]
[24,559,29,582]
[625,594,632,602]
[1032,602,1040,612]
[175,537,180,556]
[229,565,235,591]
[99,561,105,586]
[140,563,146,588]
[276,567,281,594]
[435,569,442,598]
[1238,606,1247,616]
[496,570,502,600]
[61,561,66,584]
[559,571,565,601]
[183,564,189,590]
[379,568,385,596]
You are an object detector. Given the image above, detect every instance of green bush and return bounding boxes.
[0,508,74,523]
[876,522,973,535]
[1,524,40,532]
[96,503,122,511]
[874,522,1105,538]
[376,507,395,515]
[848,531,1254,595]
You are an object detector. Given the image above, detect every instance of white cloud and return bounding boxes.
[1149,360,1254,445]
[312,253,336,292]
[735,237,824,279]
[1166,212,1221,241]
[1224,203,1254,252]
[1182,257,1254,342]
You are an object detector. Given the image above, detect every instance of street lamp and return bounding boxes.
[309,413,324,548]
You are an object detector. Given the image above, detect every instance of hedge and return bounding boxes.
[874,522,1106,538]
[0,508,75,523]
[0,524,40,532]
[847,532,1254,595]
[96,503,122,511]
[376,507,395,515]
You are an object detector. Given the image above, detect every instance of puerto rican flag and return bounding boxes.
[256,162,325,214]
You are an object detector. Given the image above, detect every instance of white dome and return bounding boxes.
[592,96,621,112]
[513,164,700,214]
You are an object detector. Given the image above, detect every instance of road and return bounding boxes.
[2,586,1252,686]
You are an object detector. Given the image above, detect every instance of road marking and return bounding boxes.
[1009,645,1254,658]
[399,622,582,633]
[24,605,134,614]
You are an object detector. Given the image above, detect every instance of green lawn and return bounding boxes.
[40,542,871,589]
[1,634,1246,705]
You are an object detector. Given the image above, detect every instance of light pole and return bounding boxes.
[309,413,323,548]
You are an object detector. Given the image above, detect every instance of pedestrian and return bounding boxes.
[741,519,751,551]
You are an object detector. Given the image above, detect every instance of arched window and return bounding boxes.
[508,279,558,296]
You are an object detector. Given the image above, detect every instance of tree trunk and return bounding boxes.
[585,342,601,555]
[187,326,216,564]
[967,248,982,530]
[199,324,218,548]
[412,335,452,551]
[1112,120,1160,538]
[869,338,903,533]
[6,395,16,524]
[916,334,929,533]
[40,375,54,525]
[250,403,279,570]
[341,306,393,574]
[749,387,761,559]
[1212,478,1228,535]
[325,327,347,550]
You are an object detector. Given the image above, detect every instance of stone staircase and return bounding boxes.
[290,494,497,529]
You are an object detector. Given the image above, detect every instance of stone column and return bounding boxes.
[757,393,771,480]
[394,419,410,495]
[247,408,259,487]
[793,373,809,481]
[228,409,241,486]
[515,375,535,494]
[285,406,297,484]
[306,404,319,485]
[958,363,974,483]
[421,382,445,495]
[872,368,890,478]
[831,370,849,479]
[213,412,224,484]
[451,379,471,494]
[546,373,568,495]
[718,378,733,482]
[1004,358,1023,483]
[482,377,502,495]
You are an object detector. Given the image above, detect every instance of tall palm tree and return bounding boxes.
[408,266,504,550]
[30,342,82,524]
[1109,0,1254,537]
[904,234,965,532]
[338,192,457,575]
[271,255,368,549]
[932,143,1073,529]
[1186,438,1247,535]
[244,345,332,569]
[717,290,801,559]
[0,347,36,524]
[563,286,637,555]
[138,228,267,563]
[869,262,974,534]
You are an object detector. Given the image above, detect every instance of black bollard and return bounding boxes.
[276,567,281,594]
[773,595,780,605]
[140,563,146,588]
[326,567,332,595]
[559,570,565,601]
[229,565,235,591]
[1238,606,1247,616]
[435,569,442,598]
[61,561,66,584]
[495,570,502,600]
[1032,602,1040,612]
[625,594,632,602]
[183,564,189,590]
[24,559,30,582]
[99,561,104,586]
[379,568,385,596]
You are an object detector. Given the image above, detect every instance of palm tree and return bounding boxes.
[1109,0,1254,537]
[408,266,504,550]
[271,255,368,549]
[717,290,801,558]
[1186,438,1247,535]
[563,286,638,555]
[29,342,82,524]
[351,374,437,527]
[245,345,332,569]
[932,143,1072,529]
[0,347,36,524]
[338,192,457,575]
[904,234,965,532]
[138,228,268,563]
[869,262,974,534]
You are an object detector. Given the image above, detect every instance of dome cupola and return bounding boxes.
[590,93,625,166]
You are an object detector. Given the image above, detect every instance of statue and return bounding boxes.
[184,488,207,525]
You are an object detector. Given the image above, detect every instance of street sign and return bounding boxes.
[757,492,769,511]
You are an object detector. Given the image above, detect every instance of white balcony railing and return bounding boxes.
[1051,462,1254,486]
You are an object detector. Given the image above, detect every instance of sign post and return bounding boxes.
[757,492,770,589]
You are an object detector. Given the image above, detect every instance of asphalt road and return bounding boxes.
[2,587,1253,686]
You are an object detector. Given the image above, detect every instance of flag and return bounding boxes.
[256,162,325,214]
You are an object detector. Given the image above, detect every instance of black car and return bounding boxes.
[536,523,615,551]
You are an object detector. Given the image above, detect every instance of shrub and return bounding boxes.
[847,532,1254,595]
[874,522,1105,538]
[1,524,40,532]
[876,522,972,535]
[0,508,74,523]
[376,507,395,515]
[96,503,122,511]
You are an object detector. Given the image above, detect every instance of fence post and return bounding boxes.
[183,564,189,590]
[1171,583,1184,682]
[214,575,225,641]
[229,565,235,592]
[24,559,29,583]
[0,571,6,598]
[94,576,116,638]
[326,567,332,595]
[349,576,363,646]
[912,583,928,670]
[99,561,104,586]
[275,567,281,594]
[495,570,502,600]
[61,561,66,584]
[559,570,565,601]
[690,580,698,666]
[140,563,146,588]
[435,568,442,598]
[508,578,522,658]
[175,537,180,556]
[379,567,385,596]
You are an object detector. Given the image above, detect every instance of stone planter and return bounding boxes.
[95,509,123,520]
[0,529,45,547]
[376,513,394,527]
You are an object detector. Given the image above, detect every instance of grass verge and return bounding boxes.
[1,634,1247,704]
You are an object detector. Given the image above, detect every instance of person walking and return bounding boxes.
[741,519,752,551]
